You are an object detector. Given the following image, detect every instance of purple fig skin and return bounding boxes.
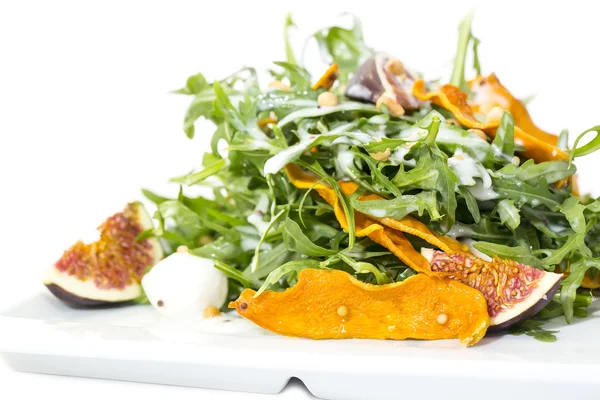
[345,57,382,103]
[345,55,421,110]
[487,278,562,333]
[45,284,133,308]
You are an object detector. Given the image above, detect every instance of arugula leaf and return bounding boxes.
[170,158,227,186]
[277,102,378,128]
[248,243,293,279]
[561,197,586,234]
[298,159,356,250]
[157,200,207,240]
[392,152,439,190]
[283,217,336,257]
[458,187,481,223]
[172,72,209,95]
[363,138,410,154]
[520,206,571,239]
[493,177,562,211]
[256,260,321,296]
[312,16,372,82]
[142,189,170,205]
[511,320,558,343]
[473,241,545,268]
[338,253,392,284]
[178,68,258,138]
[352,150,402,197]
[492,111,515,157]
[433,154,458,232]
[494,159,576,185]
[351,191,441,221]
[559,258,589,323]
[192,237,243,261]
[252,208,287,273]
[213,259,259,289]
[534,234,588,266]
[272,61,312,91]
[183,89,218,138]
[557,129,569,149]
[497,199,520,230]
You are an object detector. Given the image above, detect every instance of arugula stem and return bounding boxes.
[284,14,298,65]
[425,116,441,146]
[251,208,288,274]
[449,11,474,92]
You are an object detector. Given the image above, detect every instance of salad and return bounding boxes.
[43,14,600,347]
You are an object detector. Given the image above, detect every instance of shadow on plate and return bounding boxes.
[283,377,317,399]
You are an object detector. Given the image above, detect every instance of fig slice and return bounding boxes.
[421,248,562,331]
[43,202,163,307]
[344,54,421,110]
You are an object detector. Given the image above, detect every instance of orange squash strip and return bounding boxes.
[284,165,464,272]
[571,175,580,197]
[230,269,489,347]
[414,80,485,128]
[468,74,558,145]
[312,63,339,91]
[413,80,568,163]
[353,195,465,254]
[582,274,600,289]
[379,216,467,254]
[557,262,598,289]
[509,126,567,162]
[368,227,433,273]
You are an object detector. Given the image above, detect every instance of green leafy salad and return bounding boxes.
[139,14,600,342]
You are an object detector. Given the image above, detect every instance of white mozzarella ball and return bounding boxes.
[142,251,228,318]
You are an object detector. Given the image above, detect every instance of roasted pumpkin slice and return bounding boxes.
[230,269,489,347]
[468,74,558,145]
[312,63,339,90]
[582,274,600,289]
[412,80,568,163]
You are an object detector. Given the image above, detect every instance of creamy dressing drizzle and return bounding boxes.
[263,136,315,175]
[466,181,499,200]
[336,147,357,180]
[448,148,493,188]
[388,146,416,167]
[446,224,475,239]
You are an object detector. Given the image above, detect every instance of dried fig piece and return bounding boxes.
[345,54,421,111]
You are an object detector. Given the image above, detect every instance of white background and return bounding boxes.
[1,0,599,398]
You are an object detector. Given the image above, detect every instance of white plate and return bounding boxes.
[1,291,600,400]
